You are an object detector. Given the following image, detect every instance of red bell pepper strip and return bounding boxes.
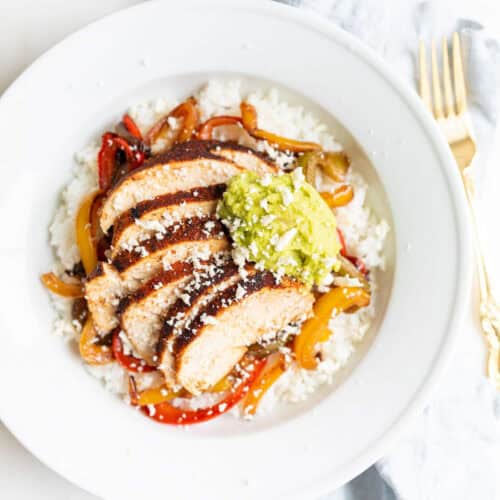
[336,228,347,256]
[97,132,145,191]
[336,228,368,276]
[141,358,266,425]
[196,116,243,140]
[112,330,156,373]
[122,114,143,140]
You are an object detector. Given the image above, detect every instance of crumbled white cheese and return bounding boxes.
[200,313,217,325]
[275,228,297,251]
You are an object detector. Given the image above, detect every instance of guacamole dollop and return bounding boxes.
[217,169,341,287]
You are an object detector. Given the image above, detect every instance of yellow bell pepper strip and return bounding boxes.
[141,358,266,425]
[196,115,243,140]
[146,97,199,151]
[242,354,286,416]
[40,272,83,298]
[210,373,233,393]
[240,102,322,153]
[79,318,113,365]
[320,184,354,208]
[294,287,371,369]
[75,191,100,275]
[299,151,350,182]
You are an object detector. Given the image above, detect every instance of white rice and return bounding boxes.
[48,79,388,412]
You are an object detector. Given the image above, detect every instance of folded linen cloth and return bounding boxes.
[274,1,500,499]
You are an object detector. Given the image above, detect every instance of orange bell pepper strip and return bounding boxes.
[146,97,199,149]
[141,358,266,425]
[40,272,83,298]
[111,330,156,373]
[294,287,371,370]
[242,354,286,416]
[240,102,321,153]
[136,386,180,406]
[79,319,113,365]
[196,116,243,140]
[75,191,100,275]
[320,184,354,208]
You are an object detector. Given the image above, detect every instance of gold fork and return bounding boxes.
[419,33,500,389]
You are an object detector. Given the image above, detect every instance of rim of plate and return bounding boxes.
[0,1,472,498]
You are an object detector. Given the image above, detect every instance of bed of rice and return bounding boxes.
[48,80,389,414]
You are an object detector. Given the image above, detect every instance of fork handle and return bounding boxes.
[462,170,500,386]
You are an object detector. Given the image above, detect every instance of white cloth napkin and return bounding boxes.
[274,1,500,499]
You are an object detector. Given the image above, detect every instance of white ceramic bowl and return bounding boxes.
[0,1,471,499]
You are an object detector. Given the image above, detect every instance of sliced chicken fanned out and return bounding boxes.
[111,184,225,256]
[100,140,276,232]
[111,217,228,291]
[85,218,229,336]
[117,261,196,364]
[162,271,315,395]
[157,260,243,389]
[85,263,123,334]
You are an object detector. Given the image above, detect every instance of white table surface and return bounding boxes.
[1,1,500,499]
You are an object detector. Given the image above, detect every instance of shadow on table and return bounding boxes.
[322,466,397,500]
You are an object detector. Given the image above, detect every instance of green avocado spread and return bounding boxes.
[217,169,341,287]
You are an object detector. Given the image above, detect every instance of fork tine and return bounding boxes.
[442,38,455,117]
[453,32,467,114]
[431,40,444,119]
[418,40,432,112]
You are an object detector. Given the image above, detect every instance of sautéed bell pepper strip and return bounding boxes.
[122,114,143,140]
[320,184,354,208]
[89,191,105,241]
[146,97,199,148]
[196,116,243,140]
[336,228,368,276]
[79,319,114,365]
[240,102,322,153]
[40,272,83,298]
[294,287,371,370]
[142,358,266,425]
[75,190,100,275]
[111,330,156,373]
[242,354,286,416]
[98,132,145,191]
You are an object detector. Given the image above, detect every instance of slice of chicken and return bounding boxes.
[110,184,225,256]
[159,271,314,395]
[111,217,227,291]
[100,140,276,232]
[85,218,228,334]
[157,260,242,389]
[84,263,123,334]
[117,261,195,364]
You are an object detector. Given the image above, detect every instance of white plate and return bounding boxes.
[0,1,471,499]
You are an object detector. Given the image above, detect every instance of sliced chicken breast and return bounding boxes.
[111,184,225,255]
[100,140,276,232]
[117,261,195,364]
[111,217,227,289]
[85,218,228,335]
[161,271,314,395]
[157,260,242,389]
[85,262,123,334]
